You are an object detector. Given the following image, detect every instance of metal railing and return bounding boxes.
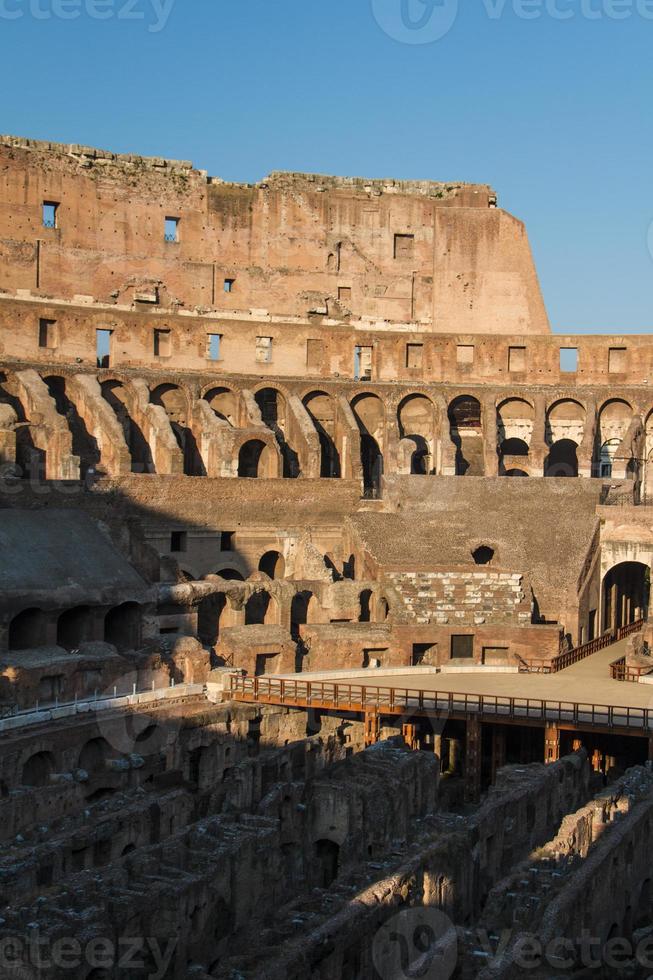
[0,680,205,732]
[520,619,645,675]
[228,674,653,734]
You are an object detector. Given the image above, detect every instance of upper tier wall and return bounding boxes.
[0,135,550,335]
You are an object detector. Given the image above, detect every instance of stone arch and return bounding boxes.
[602,560,649,632]
[9,608,48,650]
[150,383,204,476]
[544,438,578,477]
[291,590,317,637]
[497,398,534,474]
[203,386,238,426]
[255,387,299,478]
[303,391,341,478]
[101,379,153,473]
[398,393,436,475]
[215,567,246,581]
[448,395,484,475]
[22,750,55,787]
[78,737,111,774]
[197,592,226,646]
[245,591,279,625]
[595,398,633,477]
[237,439,276,478]
[104,602,141,651]
[258,551,285,579]
[351,393,384,495]
[57,606,93,650]
[43,374,100,479]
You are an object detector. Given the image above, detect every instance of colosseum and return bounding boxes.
[1,134,653,979]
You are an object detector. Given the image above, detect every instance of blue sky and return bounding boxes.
[1,0,651,333]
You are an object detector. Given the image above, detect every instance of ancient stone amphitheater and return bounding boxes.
[0,134,652,978]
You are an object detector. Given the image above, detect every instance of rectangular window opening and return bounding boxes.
[406,343,423,369]
[451,634,474,659]
[508,346,526,372]
[609,347,627,373]
[164,217,179,243]
[394,233,415,259]
[96,328,112,368]
[38,318,57,349]
[354,345,373,381]
[153,328,171,358]
[220,531,234,551]
[206,333,222,361]
[256,336,272,363]
[560,347,578,373]
[457,344,474,365]
[224,278,235,293]
[42,201,58,229]
[170,531,187,553]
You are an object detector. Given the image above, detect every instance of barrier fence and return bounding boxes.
[228,674,653,734]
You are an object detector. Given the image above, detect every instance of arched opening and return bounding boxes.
[544,439,578,477]
[314,839,340,888]
[78,737,111,775]
[602,561,649,632]
[22,751,55,787]
[104,602,140,651]
[238,439,266,478]
[44,375,100,479]
[258,551,285,579]
[57,606,92,650]
[197,592,226,647]
[377,597,390,621]
[303,392,341,477]
[504,468,528,477]
[255,388,299,477]
[291,591,315,638]
[245,591,278,625]
[497,398,533,474]
[398,394,435,475]
[150,384,204,476]
[204,386,237,426]
[351,393,384,496]
[216,568,245,581]
[595,399,633,477]
[101,380,153,473]
[544,400,585,477]
[9,608,47,650]
[359,589,372,623]
[448,396,484,475]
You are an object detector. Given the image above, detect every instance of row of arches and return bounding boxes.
[8,602,141,652]
[3,369,648,483]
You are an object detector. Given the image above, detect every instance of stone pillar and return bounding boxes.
[402,723,418,751]
[364,710,380,747]
[529,393,548,476]
[433,733,443,761]
[490,728,506,783]
[544,723,560,764]
[483,398,499,477]
[447,736,462,775]
[464,716,482,804]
